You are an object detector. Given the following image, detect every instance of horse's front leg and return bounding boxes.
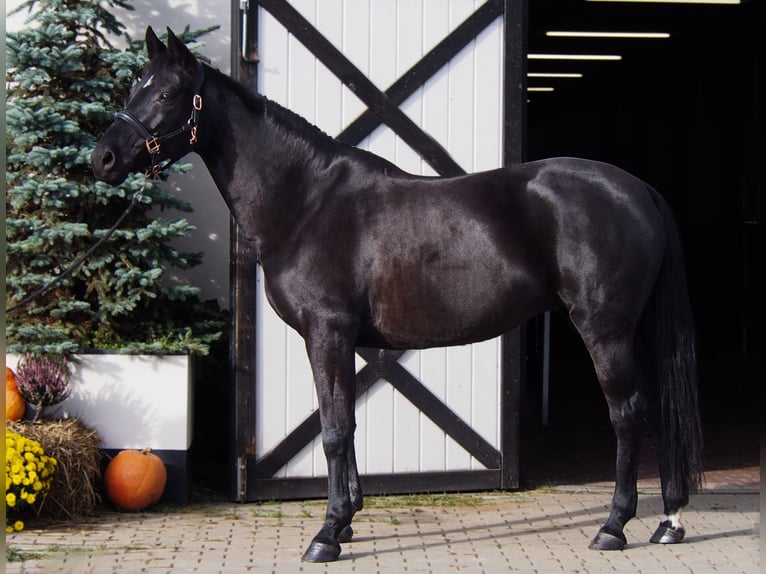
[338,430,363,544]
[301,324,359,563]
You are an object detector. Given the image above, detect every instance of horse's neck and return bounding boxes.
[197,70,335,250]
[197,68,409,256]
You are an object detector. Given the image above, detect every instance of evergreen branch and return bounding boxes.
[7,187,145,314]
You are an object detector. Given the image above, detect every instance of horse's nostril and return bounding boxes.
[101,150,115,169]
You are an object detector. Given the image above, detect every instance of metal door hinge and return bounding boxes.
[236,455,248,502]
[239,0,260,63]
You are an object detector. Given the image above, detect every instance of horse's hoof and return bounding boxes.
[589,529,627,551]
[338,525,354,543]
[650,521,685,544]
[302,540,341,563]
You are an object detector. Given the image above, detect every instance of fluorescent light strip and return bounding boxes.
[528,87,555,92]
[528,54,622,61]
[528,72,583,78]
[546,31,670,39]
[587,0,739,4]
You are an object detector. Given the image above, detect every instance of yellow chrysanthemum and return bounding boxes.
[5,431,57,532]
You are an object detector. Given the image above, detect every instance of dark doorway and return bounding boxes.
[521,0,760,487]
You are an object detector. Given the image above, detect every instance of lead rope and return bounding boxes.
[6,178,149,314]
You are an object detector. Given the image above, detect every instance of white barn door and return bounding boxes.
[230,0,526,501]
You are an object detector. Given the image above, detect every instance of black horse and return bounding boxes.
[92,28,703,563]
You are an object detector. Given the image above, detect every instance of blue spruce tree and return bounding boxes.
[6,0,225,354]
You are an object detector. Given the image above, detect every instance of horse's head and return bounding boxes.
[92,27,204,184]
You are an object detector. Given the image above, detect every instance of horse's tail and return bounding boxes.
[649,190,704,494]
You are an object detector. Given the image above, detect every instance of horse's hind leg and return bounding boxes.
[648,411,689,544]
[581,334,648,551]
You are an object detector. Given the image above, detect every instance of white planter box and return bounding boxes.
[6,353,195,504]
[67,354,193,451]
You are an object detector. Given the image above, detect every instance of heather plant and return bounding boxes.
[14,354,73,421]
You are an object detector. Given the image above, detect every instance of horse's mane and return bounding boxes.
[211,66,340,152]
[209,65,402,173]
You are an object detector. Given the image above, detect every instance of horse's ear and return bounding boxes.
[145,26,166,60]
[166,27,198,72]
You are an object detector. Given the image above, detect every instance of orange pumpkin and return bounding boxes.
[104,448,167,511]
[5,367,25,421]
[6,366,19,390]
[6,388,26,421]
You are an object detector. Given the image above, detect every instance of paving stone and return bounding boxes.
[6,481,758,574]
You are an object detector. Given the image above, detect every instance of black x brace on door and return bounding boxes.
[229,0,527,502]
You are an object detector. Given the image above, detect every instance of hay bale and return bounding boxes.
[7,418,102,520]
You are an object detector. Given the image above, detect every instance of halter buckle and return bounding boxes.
[145,136,160,155]
[147,163,163,179]
[193,94,203,111]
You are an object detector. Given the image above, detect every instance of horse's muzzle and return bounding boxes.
[92,131,140,185]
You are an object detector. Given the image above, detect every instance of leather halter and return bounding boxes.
[115,60,205,178]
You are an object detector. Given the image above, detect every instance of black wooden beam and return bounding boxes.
[254,469,502,501]
[258,0,465,177]
[379,360,501,470]
[503,0,527,167]
[336,0,503,146]
[253,352,404,479]
[229,0,260,503]
[254,347,501,478]
[500,0,528,490]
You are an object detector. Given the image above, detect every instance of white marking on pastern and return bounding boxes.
[668,509,684,528]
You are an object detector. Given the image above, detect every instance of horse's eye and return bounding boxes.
[158,92,172,103]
